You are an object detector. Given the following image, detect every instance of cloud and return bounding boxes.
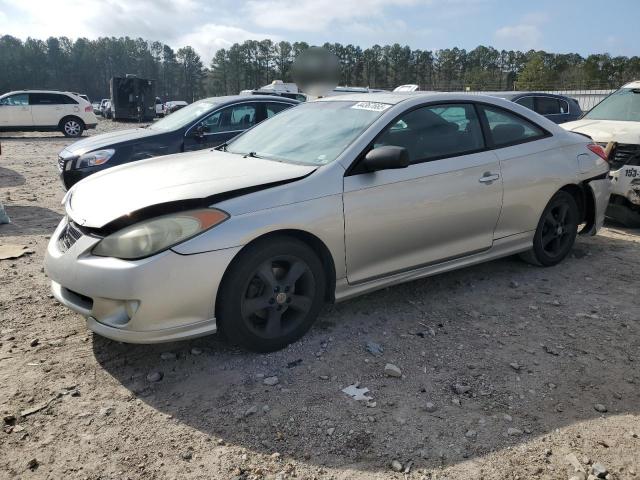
[494,24,542,50]
[177,24,281,63]
[0,0,271,60]
[494,11,548,51]
[244,0,420,32]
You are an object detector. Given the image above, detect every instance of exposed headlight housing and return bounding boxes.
[75,149,115,169]
[92,209,229,260]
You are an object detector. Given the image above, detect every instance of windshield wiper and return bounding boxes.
[215,141,229,152]
[243,151,261,158]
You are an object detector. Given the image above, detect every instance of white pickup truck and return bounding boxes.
[563,81,640,226]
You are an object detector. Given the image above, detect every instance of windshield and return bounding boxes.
[227,101,389,165]
[149,100,217,131]
[585,88,640,122]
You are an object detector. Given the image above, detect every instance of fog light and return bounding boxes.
[125,300,140,319]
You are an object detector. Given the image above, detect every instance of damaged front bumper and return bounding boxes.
[610,165,640,206]
[44,217,241,343]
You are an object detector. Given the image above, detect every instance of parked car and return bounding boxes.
[0,90,97,137]
[393,84,419,92]
[242,90,309,102]
[163,100,188,115]
[562,80,640,226]
[99,98,110,117]
[45,93,610,351]
[57,95,299,189]
[91,102,101,115]
[103,100,112,119]
[490,92,583,124]
[74,93,91,103]
[325,86,388,97]
[155,97,164,117]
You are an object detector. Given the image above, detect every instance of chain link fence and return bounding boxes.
[397,82,624,112]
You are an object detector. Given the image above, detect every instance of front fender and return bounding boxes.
[171,193,347,279]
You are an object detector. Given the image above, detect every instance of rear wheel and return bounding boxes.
[61,117,84,137]
[520,190,579,266]
[217,237,326,352]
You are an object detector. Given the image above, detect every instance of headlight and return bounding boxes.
[75,149,115,169]
[92,209,229,260]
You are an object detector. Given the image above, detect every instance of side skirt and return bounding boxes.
[334,231,534,302]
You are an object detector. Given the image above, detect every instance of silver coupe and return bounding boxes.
[45,93,611,351]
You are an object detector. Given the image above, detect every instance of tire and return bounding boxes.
[520,190,580,267]
[61,117,84,137]
[217,236,326,352]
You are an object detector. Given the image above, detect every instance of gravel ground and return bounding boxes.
[1,120,639,480]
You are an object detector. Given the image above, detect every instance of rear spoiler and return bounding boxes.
[571,130,592,141]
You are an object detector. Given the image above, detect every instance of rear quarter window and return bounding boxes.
[30,93,78,105]
[536,97,563,115]
[481,105,547,148]
[515,96,535,111]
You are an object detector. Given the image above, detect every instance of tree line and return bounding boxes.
[2,35,639,103]
[0,35,204,102]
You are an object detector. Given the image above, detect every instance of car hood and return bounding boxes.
[60,127,161,157]
[562,119,640,144]
[66,150,316,228]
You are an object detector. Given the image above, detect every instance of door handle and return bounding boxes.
[479,172,500,184]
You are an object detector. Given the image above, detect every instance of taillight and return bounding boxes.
[587,143,608,162]
[84,105,93,112]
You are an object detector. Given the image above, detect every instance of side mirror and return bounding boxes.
[362,146,410,172]
[193,123,205,139]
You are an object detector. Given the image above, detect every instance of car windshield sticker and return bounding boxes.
[351,102,391,112]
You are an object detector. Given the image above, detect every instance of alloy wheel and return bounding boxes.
[64,120,81,136]
[541,202,574,258]
[240,255,315,339]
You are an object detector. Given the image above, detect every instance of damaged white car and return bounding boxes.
[563,81,640,226]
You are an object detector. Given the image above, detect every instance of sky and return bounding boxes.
[0,0,638,62]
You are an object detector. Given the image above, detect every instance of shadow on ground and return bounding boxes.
[0,135,67,141]
[0,205,62,237]
[93,232,640,472]
[0,167,26,187]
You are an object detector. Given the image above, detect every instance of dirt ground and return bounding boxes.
[1,120,639,480]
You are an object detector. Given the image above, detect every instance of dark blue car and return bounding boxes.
[491,92,583,124]
[57,95,299,189]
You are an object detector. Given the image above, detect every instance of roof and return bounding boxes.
[315,91,506,105]
[472,91,579,101]
[195,94,299,105]
[623,80,640,89]
[1,89,77,97]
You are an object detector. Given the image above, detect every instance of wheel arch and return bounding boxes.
[558,182,596,234]
[217,229,337,308]
[58,115,86,129]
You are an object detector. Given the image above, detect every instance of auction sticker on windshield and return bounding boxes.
[351,102,391,112]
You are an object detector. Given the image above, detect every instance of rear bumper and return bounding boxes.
[86,123,97,130]
[584,177,612,235]
[44,217,242,344]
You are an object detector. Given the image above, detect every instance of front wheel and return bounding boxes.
[61,118,84,137]
[217,237,326,352]
[521,190,579,266]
